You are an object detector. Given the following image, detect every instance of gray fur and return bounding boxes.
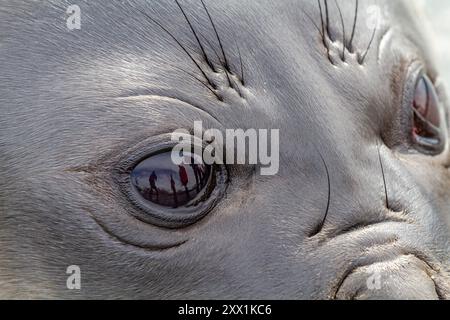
[0,0,449,299]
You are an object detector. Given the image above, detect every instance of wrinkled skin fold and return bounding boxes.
[0,0,449,299]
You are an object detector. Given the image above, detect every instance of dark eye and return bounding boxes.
[410,74,447,154]
[131,151,211,208]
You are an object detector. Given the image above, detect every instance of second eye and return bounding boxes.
[410,74,447,154]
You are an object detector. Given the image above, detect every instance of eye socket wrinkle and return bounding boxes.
[115,93,222,124]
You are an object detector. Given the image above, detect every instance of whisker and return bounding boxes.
[317,0,326,39]
[317,0,334,65]
[304,10,323,36]
[230,76,244,98]
[174,0,216,71]
[376,141,390,209]
[200,0,230,71]
[309,149,331,237]
[201,31,238,91]
[324,0,332,40]
[359,25,377,64]
[235,39,245,85]
[137,8,214,88]
[348,0,359,52]
[229,30,245,89]
[199,33,224,65]
[171,65,222,100]
[334,0,346,61]
[199,0,235,88]
[224,68,233,88]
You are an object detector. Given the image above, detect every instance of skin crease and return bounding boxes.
[0,0,450,299]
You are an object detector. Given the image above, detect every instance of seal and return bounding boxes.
[0,0,450,299]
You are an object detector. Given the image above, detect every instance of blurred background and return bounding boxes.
[422,0,450,88]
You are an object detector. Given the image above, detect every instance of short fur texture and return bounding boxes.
[0,0,449,299]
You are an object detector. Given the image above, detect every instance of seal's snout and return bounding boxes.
[336,255,441,300]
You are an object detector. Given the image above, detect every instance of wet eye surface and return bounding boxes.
[117,138,228,229]
[410,74,447,154]
[131,151,211,208]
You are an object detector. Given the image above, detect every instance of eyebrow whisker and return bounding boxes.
[309,149,331,237]
[199,0,235,89]
[376,141,390,209]
[304,10,323,36]
[229,76,244,97]
[174,0,216,72]
[235,39,245,85]
[317,0,326,39]
[137,8,215,89]
[348,0,359,52]
[200,0,230,72]
[324,0,332,41]
[334,0,346,61]
[172,65,222,100]
[359,25,377,64]
[199,32,225,66]
[317,0,334,65]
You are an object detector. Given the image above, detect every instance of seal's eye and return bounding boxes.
[410,74,447,154]
[131,151,211,208]
[118,138,227,229]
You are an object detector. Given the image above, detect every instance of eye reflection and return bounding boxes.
[131,152,211,208]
